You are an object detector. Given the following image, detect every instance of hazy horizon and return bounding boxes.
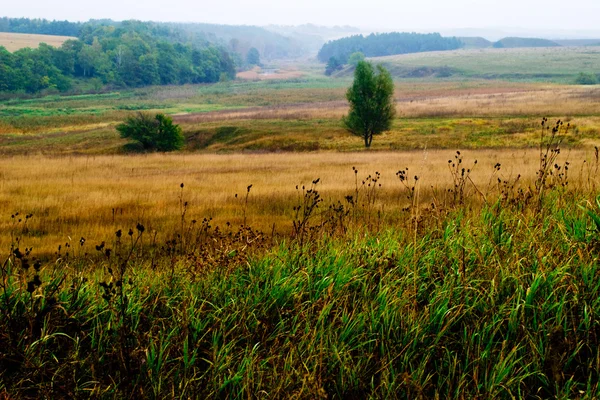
[3,0,600,37]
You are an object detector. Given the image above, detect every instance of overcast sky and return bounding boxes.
[3,0,599,34]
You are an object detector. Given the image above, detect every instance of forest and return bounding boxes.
[317,32,463,63]
[0,17,82,37]
[0,19,240,94]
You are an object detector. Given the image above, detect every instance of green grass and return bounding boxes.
[374,47,600,82]
[2,184,600,398]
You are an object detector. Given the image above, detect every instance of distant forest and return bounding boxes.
[0,17,314,94]
[0,19,243,94]
[318,32,463,63]
[0,17,83,37]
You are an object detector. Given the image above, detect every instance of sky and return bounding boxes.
[3,0,600,35]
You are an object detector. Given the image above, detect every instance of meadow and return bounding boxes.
[2,51,600,397]
[2,77,600,154]
[2,142,600,398]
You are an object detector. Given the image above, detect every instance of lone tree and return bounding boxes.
[117,112,184,152]
[343,61,395,148]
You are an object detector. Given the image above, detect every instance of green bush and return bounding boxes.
[575,72,598,85]
[116,112,184,152]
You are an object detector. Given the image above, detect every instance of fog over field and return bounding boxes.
[3,0,600,37]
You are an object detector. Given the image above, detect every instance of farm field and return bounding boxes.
[0,32,75,52]
[2,47,600,398]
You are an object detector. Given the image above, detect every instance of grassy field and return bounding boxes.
[0,145,598,252]
[0,32,75,52]
[2,54,600,397]
[374,47,600,82]
[2,78,600,154]
[2,143,600,397]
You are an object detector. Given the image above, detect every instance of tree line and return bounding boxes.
[0,20,238,94]
[0,17,82,37]
[317,32,462,64]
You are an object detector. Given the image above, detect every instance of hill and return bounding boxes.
[0,17,310,61]
[372,46,600,82]
[164,22,307,60]
[0,32,75,52]
[458,36,492,49]
[492,37,560,48]
[0,20,236,94]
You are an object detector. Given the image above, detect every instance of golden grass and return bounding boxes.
[0,32,75,52]
[2,149,598,255]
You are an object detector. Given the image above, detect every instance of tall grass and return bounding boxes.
[1,133,600,397]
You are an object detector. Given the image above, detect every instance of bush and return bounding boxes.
[575,72,598,85]
[116,112,184,152]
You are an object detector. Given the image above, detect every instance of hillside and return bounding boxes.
[0,17,310,61]
[373,46,600,81]
[0,20,236,94]
[0,32,75,52]
[458,36,492,49]
[493,37,560,48]
[165,22,307,60]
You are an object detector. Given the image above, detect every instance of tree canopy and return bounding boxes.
[117,112,184,152]
[343,61,396,148]
[0,19,237,94]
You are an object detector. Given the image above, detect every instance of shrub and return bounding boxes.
[575,72,598,85]
[117,112,184,152]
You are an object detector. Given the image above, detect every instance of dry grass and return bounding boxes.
[236,66,305,81]
[0,32,75,52]
[2,149,598,255]
[176,85,600,123]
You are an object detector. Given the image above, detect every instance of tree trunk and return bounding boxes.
[364,133,373,148]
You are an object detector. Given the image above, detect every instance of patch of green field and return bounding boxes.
[373,47,600,82]
[1,115,598,155]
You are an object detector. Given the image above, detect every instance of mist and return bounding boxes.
[3,0,599,36]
